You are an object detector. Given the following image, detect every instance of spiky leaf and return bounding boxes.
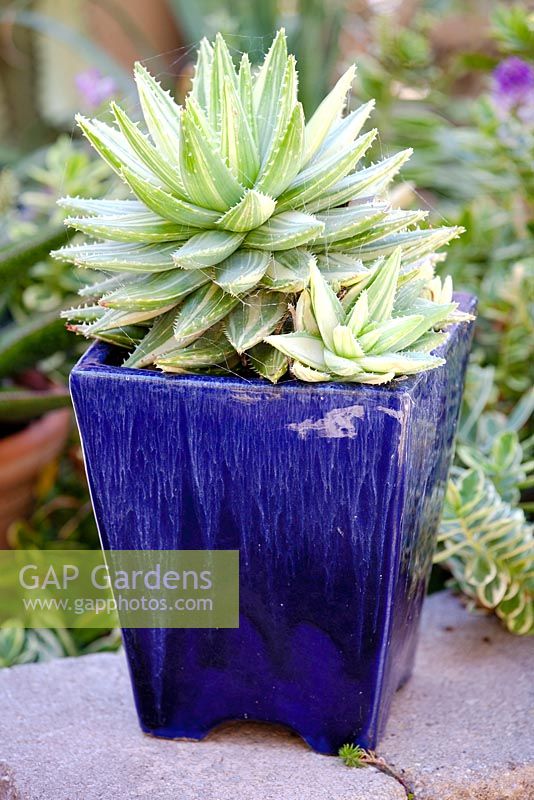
[173,283,240,344]
[224,290,287,353]
[211,250,271,295]
[248,342,288,383]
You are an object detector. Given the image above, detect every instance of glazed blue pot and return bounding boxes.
[70,293,475,754]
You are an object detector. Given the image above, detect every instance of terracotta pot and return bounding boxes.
[0,409,72,546]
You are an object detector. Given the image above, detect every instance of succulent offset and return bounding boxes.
[55,29,471,383]
[266,250,469,383]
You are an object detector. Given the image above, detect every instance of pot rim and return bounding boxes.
[71,292,477,398]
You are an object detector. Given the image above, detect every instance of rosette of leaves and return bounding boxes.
[266,249,472,383]
[54,29,461,382]
[436,468,533,636]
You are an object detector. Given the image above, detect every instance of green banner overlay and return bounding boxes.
[0,550,239,629]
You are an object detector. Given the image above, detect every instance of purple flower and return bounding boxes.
[492,57,534,122]
[75,68,116,109]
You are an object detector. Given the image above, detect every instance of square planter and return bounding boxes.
[70,293,476,754]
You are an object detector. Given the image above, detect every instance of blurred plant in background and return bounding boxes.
[351,0,533,632]
[435,366,533,634]
[0,0,532,654]
[166,0,347,115]
[0,133,119,663]
[0,135,115,425]
[1,136,113,317]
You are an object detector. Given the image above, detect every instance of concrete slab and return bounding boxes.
[381,592,534,800]
[0,592,532,800]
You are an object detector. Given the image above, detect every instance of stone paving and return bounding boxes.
[0,592,532,800]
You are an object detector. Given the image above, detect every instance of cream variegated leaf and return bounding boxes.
[352,227,462,263]
[61,305,105,323]
[315,254,367,288]
[345,289,369,335]
[101,269,209,311]
[326,210,427,251]
[77,305,175,336]
[77,272,138,298]
[313,204,389,246]
[276,129,377,212]
[294,288,319,335]
[173,282,240,345]
[220,77,260,186]
[209,33,239,133]
[134,63,183,164]
[224,290,287,353]
[302,64,356,165]
[121,167,220,228]
[210,250,271,295]
[261,248,310,293]
[264,332,328,371]
[248,342,288,383]
[172,230,244,269]
[52,242,176,272]
[111,102,185,197]
[346,370,395,384]
[365,248,402,322]
[291,361,332,382]
[406,331,448,353]
[123,308,178,368]
[308,259,344,350]
[180,98,244,211]
[260,55,298,170]
[245,211,323,251]
[305,149,413,214]
[57,197,145,217]
[85,326,148,349]
[63,211,191,244]
[215,190,275,233]
[156,327,237,373]
[358,314,426,354]
[254,103,305,198]
[238,53,257,144]
[316,100,375,162]
[76,115,155,183]
[253,29,288,157]
[324,349,363,377]
[190,37,213,109]
[332,325,364,359]
[356,351,445,374]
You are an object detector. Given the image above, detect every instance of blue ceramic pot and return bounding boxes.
[70,293,475,754]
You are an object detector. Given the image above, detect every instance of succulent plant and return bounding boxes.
[266,249,471,383]
[436,468,534,636]
[55,29,467,383]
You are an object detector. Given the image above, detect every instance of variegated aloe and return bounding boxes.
[55,29,468,383]
[266,250,472,383]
